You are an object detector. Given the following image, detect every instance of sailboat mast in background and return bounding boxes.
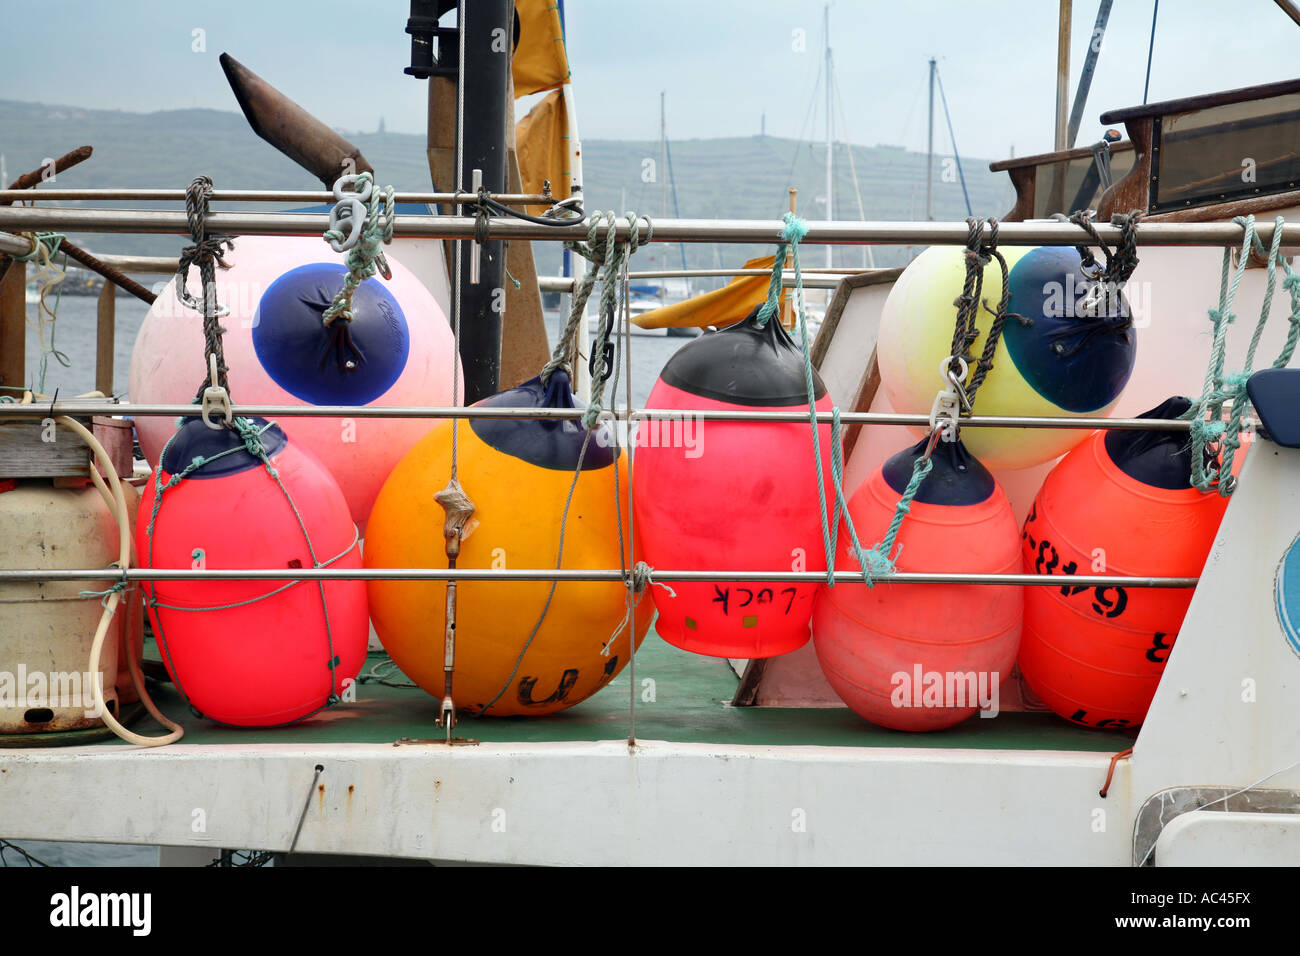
[823,3,833,270]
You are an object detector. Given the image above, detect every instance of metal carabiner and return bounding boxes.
[930,356,967,443]
[200,353,233,430]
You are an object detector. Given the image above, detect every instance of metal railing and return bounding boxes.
[0,207,1251,592]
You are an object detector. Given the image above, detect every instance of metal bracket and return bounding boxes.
[327,174,372,253]
[1133,786,1300,865]
[200,354,233,430]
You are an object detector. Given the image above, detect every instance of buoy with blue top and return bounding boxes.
[365,369,652,716]
[878,217,1140,470]
[137,416,369,727]
[812,436,1023,731]
[1018,397,1231,729]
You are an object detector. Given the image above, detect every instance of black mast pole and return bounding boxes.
[453,0,511,402]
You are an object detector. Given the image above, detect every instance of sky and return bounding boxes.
[1,0,1298,160]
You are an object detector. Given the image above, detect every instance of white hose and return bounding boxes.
[58,415,183,747]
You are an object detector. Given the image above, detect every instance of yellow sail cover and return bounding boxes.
[516,90,570,200]
[513,0,570,96]
[632,256,793,329]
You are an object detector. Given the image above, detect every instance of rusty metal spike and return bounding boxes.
[219,52,373,189]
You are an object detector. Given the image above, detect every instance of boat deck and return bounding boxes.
[92,631,1129,752]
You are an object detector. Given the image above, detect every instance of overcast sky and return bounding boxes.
[2,0,1298,160]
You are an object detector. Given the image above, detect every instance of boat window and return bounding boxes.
[1032,150,1136,218]
[1151,93,1300,213]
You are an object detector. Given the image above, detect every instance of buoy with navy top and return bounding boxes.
[137,417,369,727]
[633,305,834,659]
[1018,397,1231,729]
[129,235,461,529]
[812,437,1023,731]
[365,370,652,716]
[878,244,1137,470]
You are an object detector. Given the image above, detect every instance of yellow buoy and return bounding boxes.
[878,245,1137,470]
[365,372,651,716]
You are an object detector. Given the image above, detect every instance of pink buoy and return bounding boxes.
[634,308,833,658]
[130,235,460,529]
[137,418,369,726]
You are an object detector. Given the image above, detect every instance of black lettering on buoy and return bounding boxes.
[712,585,730,615]
[1091,586,1128,619]
[737,587,754,608]
[780,587,797,613]
[1095,718,1131,728]
[757,588,774,605]
[1070,708,1088,723]
[517,668,580,706]
[1146,631,1172,663]
[593,656,619,690]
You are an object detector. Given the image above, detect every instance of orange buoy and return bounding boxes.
[137,418,369,727]
[1018,397,1231,729]
[632,308,833,658]
[365,371,652,716]
[812,438,1023,731]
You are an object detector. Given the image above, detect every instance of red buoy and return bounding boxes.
[633,308,832,658]
[812,438,1022,731]
[137,418,369,726]
[1018,397,1231,729]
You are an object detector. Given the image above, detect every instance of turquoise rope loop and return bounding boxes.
[1183,215,1300,495]
[772,212,898,587]
[11,231,64,263]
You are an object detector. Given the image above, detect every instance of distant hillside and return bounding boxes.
[0,99,1014,278]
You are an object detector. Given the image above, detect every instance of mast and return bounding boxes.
[824,3,833,269]
[926,57,935,221]
[660,91,668,302]
[1055,0,1072,151]
[454,0,512,402]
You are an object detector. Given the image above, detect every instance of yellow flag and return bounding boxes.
[633,256,792,329]
[516,89,570,200]
[513,0,570,96]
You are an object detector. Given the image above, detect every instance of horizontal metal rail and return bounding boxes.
[538,272,850,292]
[0,568,1198,588]
[0,188,554,205]
[0,402,1197,430]
[0,208,1289,246]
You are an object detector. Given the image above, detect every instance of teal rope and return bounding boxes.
[1183,215,1300,494]
[776,212,900,587]
[754,216,809,328]
[321,173,395,326]
[10,231,64,263]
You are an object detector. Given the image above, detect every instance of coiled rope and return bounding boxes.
[1183,214,1300,494]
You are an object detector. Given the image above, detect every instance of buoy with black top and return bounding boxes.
[633,305,834,659]
[137,417,369,727]
[812,437,1023,731]
[1018,397,1232,729]
[878,243,1137,470]
[365,370,652,716]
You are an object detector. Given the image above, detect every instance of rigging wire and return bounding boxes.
[1143,0,1159,104]
[934,64,974,217]
[831,67,876,268]
[784,55,825,192]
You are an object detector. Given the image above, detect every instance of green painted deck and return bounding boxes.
[105,631,1133,752]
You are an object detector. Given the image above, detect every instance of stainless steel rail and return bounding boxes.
[0,568,1198,588]
[0,188,554,205]
[0,402,1196,430]
[0,208,1288,246]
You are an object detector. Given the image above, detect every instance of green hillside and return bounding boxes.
[0,99,1014,279]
